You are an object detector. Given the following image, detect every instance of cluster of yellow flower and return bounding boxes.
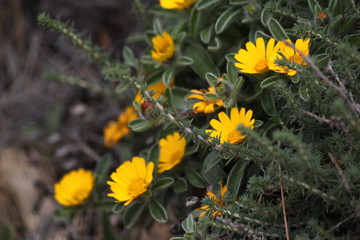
[53,0,312,220]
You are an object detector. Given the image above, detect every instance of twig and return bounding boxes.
[278,165,290,240]
[327,213,356,233]
[282,40,360,122]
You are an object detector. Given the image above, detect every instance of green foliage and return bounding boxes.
[39,0,360,238]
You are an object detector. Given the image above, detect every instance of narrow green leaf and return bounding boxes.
[226,161,248,197]
[328,0,340,16]
[204,93,219,100]
[95,154,112,185]
[122,46,136,67]
[215,7,241,34]
[123,202,145,228]
[208,37,221,51]
[226,61,238,83]
[255,30,271,39]
[202,152,222,174]
[185,44,219,79]
[314,53,330,66]
[182,214,195,233]
[196,0,221,10]
[308,0,322,15]
[229,0,248,6]
[254,120,264,128]
[189,8,202,39]
[260,6,273,26]
[153,18,163,34]
[200,26,213,44]
[174,177,188,193]
[152,177,175,191]
[149,197,168,223]
[186,169,206,188]
[185,145,197,156]
[205,72,219,86]
[261,89,277,116]
[112,202,124,213]
[176,56,194,66]
[165,87,174,106]
[268,18,289,41]
[102,212,116,240]
[128,118,153,132]
[225,53,236,63]
[299,81,310,101]
[170,237,186,240]
[162,66,176,86]
[141,55,156,64]
[260,75,283,88]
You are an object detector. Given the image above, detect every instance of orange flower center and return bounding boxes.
[128,179,147,197]
[255,59,269,73]
[227,129,244,144]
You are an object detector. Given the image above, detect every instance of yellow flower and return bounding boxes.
[206,107,255,144]
[107,157,154,206]
[134,79,174,105]
[158,132,186,173]
[197,181,227,218]
[234,37,283,74]
[268,38,310,76]
[151,32,175,62]
[159,0,196,10]
[54,168,95,206]
[188,86,224,114]
[103,106,138,148]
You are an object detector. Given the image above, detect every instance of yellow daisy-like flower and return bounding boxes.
[234,37,283,74]
[268,38,310,76]
[103,106,138,148]
[107,156,154,206]
[188,86,224,114]
[159,0,196,10]
[151,32,175,62]
[206,107,255,144]
[134,79,174,105]
[197,181,227,219]
[54,168,95,206]
[158,132,186,173]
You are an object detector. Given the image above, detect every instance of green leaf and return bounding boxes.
[204,93,219,100]
[314,53,330,66]
[174,177,188,193]
[152,177,175,191]
[260,75,283,88]
[182,214,195,233]
[165,87,174,106]
[186,169,206,188]
[102,212,116,240]
[162,66,176,86]
[149,197,168,223]
[225,53,236,63]
[54,206,76,220]
[123,202,145,228]
[170,237,186,240]
[215,7,241,34]
[208,37,221,51]
[189,8,202,39]
[196,0,221,10]
[255,30,271,39]
[308,0,322,15]
[299,81,310,101]
[226,61,238,83]
[153,18,163,34]
[229,0,248,6]
[200,26,213,44]
[185,44,219,79]
[328,0,340,16]
[185,145,197,156]
[91,200,115,211]
[122,46,136,67]
[254,120,264,128]
[95,154,112,186]
[268,18,289,41]
[176,56,194,66]
[0,225,13,240]
[226,161,248,197]
[128,118,154,132]
[112,202,125,213]
[261,88,276,116]
[202,152,222,174]
[205,72,219,86]
[260,6,273,26]
[141,55,156,64]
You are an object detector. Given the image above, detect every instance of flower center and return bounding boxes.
[255,59,269,73]
[128,179,147,197]
[227,129,244,144]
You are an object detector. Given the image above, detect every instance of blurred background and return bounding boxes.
[0,0,172,239]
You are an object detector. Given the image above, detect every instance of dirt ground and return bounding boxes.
[0,0,174,239]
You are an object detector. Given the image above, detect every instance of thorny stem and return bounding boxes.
[283,41,360,123]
